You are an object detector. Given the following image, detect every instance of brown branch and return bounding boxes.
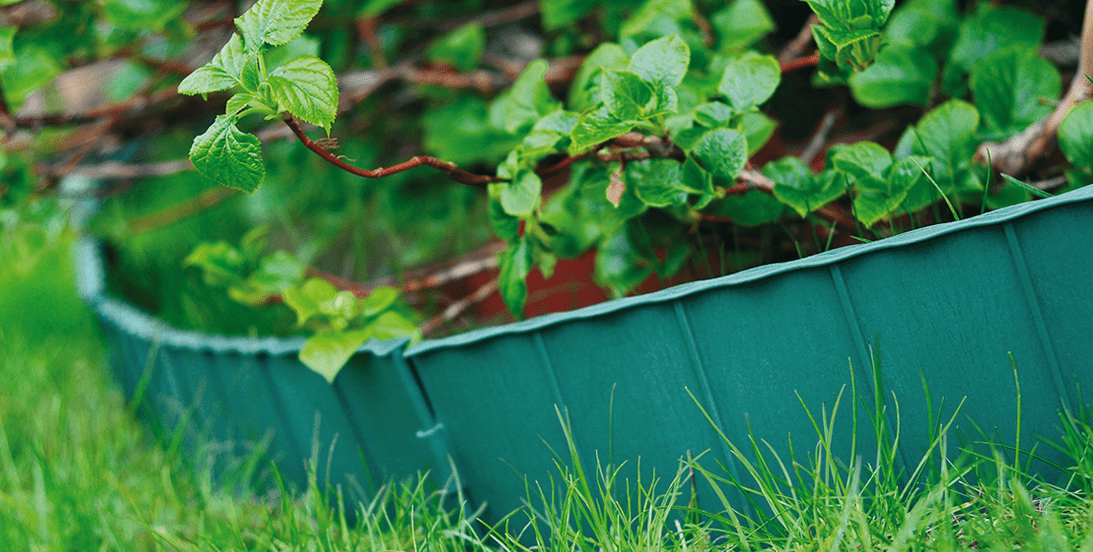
[126,187,239,233]
[780,53,819,74]
[975,0,1093,175]
[11,87,181,128]
[778,14,820,66]
[737,168,859,232]
[283,117,504,186]
[420,278,499,337]
[43,158,194,180]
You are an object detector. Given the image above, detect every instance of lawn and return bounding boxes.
[3,201,1093,551]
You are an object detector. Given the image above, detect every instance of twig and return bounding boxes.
[780,53,819,74]
[283,117,504,186]
[778,14,820,66]
[355,17,388,69]
[11,87,182,128]
[420,278,499,337]
[44,158,195,180]
[434,1,540,31]
[737,168,859,232]
[975,0,1093,175]
[799,108,839,166]
[126,187,239,233]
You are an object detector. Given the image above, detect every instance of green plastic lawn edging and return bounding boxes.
[77,183,1093,522]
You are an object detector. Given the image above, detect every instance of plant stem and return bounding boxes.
[283,117,504,186]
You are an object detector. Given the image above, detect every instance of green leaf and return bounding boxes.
[853,174,907,227]
[970,47,1060,141]
[628,35,690,89]
[178,35,253,96]
[189,115,265,193]
[602,70,655,120]
[848,45,938,108]
[362,287,399,317]
[883,0,958,49]
[283,277,338,325]
[693,102,735,127]
[619,0,693,39]
[426,22,486,72]
[707,192,785,226]
[717,52,780,111]
[910,99,979,190]
[740,111,777,156]
[691,128,747,186]
[1058,100,1093,171]
[101,0,187,30]
[626,159,697,207]
[767,156,842,217]
[229,250,304,305]
[1,46,62,109]
[423,96,517,165]
[369,311,421,342]
[594,228,653,298]
[499,170,542,217]
[236,0,323,50]
[569,106,635,154]
[567,43,630,111]
[489,59,560,135]
[893,155,941,212]
[832,141,892,181]
[184,241,245,287]
[268,55,338,129]
[948,5,1043,76]
[711,0,776,51]
[498,237,532,318]
[488,196,521,242]
[0,27,15,68]
[300,329,373,383]
[541,0,597,30]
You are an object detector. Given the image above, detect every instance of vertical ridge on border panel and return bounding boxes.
[671,301,738,485]
[396,353,458,486]
[828,264,914,480]
[532,332,569,416]
[330,382,381,487]
[1003,223,1072,412]
[257,357,308,480]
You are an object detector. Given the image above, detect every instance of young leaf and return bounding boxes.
[189,115,265,192]
[970,47,1060,141]
[693,102,735,127]
[740,111,777,155]
[283,277,339,326]
[848,45,938,108]
[691,128,747,186]
[567,43,630,111]
[369,311,421,342]
[627,159,696,207]
[179,35,254,96]
[1058,100,1093,171]
[910,99,979,188]
[853,175,907,227]
[362,287,400,317]
[236,0,323,50]
[489,59,560,135]
[628,35,690,89]
[831,141,892,181]
[948,5,1043,76]
[268,55,338,129]
[569,106,635,154]
[707,192,786,226]
[601,70,655,120]
[767,157,841,217]
[594,228,653,298]
[498,237,532,318]
[717,52,780,111]
[499,170,542,217]
[300,329,373,383]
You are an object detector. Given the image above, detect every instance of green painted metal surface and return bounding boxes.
[79,184,1093,523]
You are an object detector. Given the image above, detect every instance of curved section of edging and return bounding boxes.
[406,184,1093,356]
[75,237,448,504]
[78,184,1093,524]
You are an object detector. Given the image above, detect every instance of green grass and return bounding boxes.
[3,201,1093,551]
